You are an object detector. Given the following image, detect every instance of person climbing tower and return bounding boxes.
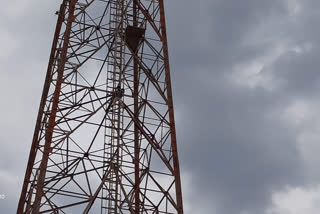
[112,85,124,107]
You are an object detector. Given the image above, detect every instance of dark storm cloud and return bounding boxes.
[166,0,287,72]
[165,0,320,213]
[175,79,304,213]
[268,46,320,98]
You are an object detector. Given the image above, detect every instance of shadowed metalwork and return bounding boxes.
[17,0,183,213]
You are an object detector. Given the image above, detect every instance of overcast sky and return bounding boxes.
[2,0,320,213]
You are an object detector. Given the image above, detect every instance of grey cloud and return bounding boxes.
[176,78,304,213]
[268,47,320,98]
[166,0,318,213]
[166,0,288,72]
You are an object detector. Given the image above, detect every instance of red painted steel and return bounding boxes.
[17,0,183,213]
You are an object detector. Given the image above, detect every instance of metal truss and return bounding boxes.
[17,0,183,213]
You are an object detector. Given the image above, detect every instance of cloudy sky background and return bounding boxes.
[1,0,320,213]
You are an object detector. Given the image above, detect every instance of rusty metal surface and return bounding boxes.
[17,0,183,213]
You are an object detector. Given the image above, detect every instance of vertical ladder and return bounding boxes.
[102,0,126,214]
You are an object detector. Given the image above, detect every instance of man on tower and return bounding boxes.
[112,85,124,107]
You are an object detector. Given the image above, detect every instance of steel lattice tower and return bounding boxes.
[17,0,183,213]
